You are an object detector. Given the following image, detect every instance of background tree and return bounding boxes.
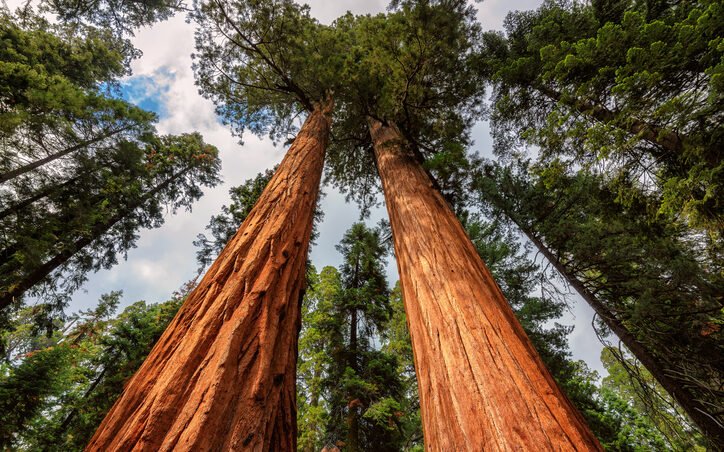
[472,160,722,444]
[297,224,411,452]
[0,8,221,351]
[601,346,706,449]
[380,285,423,451]
[324,223,401,451]
[0,132,221,324]
[480,0,723,234]
[42,0,188,37]
[0,290,186,451]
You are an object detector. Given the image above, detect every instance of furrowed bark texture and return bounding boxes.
[87,103,331,451]
[369,118,601,451]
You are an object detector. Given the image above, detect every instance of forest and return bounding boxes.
[0,0,721,450]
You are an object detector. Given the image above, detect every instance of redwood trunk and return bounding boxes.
[87,101,331,451]
[369,118,601,450]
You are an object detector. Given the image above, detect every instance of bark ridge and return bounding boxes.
[370,118,601,451]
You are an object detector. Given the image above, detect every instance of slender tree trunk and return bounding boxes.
[0,125,132,184]
[347,308,360,451]
[369,118,601,450]
[0,166,193,310]
[56,362,112,436]
[517,223,724,444]
[87,100,332,451]
[304,367,322,452]
[536,84,684,155]
[0,173,85,220]
[347,258,360,451]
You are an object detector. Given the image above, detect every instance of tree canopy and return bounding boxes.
[480,0,723,234]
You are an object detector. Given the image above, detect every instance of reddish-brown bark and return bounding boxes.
[87,101,332,451]
[369,118,601,451]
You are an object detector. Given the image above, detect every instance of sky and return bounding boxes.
[5,0,608,375]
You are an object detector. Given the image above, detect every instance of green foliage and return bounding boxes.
[42,0,186,37]
[0,291,182,451]
[481,0,724,234]
[193,0,324,141]
[193,0,486,211]
[0,9,221,334]
[325,0,486,211]
[601,347,707,450]
[297,224,409,451]
[381,285,423,451]
[1,130,220,325]
[0,343,75,447]
[472,160,723,445]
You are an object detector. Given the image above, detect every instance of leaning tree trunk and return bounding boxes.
[369,118,601,450]
[0,125,133,184]
[0,172,85,221]
[518,223,724,444]
[535,84,684,155]
[87,100,332,451]
[0,166,193,310]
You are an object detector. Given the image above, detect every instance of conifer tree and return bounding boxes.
[88,102,332,449]
[480,0,723,234]
[0,132,221,318]
[0,9,221,343]
[473,160,723,444]
[191,0,601,447]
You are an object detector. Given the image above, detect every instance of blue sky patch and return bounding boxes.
[118,69,175,119]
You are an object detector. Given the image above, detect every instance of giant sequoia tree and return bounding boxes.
[5,0,712,448]
[88,1,335,448]
[88,0,605,448]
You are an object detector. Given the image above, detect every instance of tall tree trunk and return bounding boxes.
[347,258,360,451]
[516,221,724,444]
[0,166,193,310]
[0,125,132,184]
[87,100,332,451]
[347,309,359,451]
[369,118,601,450]
[0,173,85,221]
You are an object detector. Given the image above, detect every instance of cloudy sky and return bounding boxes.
[6,0,608,375]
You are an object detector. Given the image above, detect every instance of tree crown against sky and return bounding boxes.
[0,5,221,347]
[41,0,188,38]
[0,0,718,447]
[479,0,723,234]
[192,0,486,211]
